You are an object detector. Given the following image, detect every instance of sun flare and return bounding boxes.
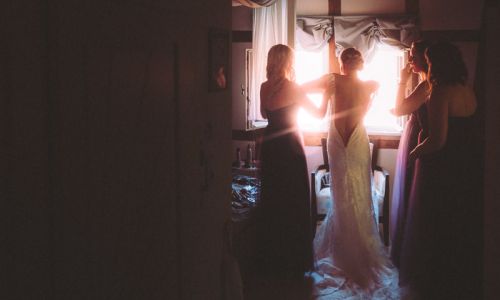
[295,45,404,133]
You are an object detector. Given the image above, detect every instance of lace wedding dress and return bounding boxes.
[311,120,400,299]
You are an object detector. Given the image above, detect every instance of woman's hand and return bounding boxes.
[408,136,429,164]
[399,63,412,85]
[408,148,419,164]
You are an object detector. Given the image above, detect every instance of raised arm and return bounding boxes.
[293,82,329,119]
[300,74,330,93]
[392,81,429,116]
[392,64,429,116]
[366,80,379,111]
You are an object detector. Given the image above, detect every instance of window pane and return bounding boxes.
[359,46,404,133]
[294,44,404,134]
[295,44,329,131]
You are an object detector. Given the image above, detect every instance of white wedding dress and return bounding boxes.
[311,118,400,299]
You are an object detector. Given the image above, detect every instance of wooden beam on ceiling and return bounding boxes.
[329,0,341,16]
[406,0,419,15]
[422,30,481,42]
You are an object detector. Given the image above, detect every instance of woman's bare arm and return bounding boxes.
[294,82,329,119]
[392,81,429,116]
[300,74,330,93]
[366,80,379,111]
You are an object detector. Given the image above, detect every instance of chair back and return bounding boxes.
[313,137,390,245]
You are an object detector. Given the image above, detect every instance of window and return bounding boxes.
[359,45,405,134]
[295,44,406,134]
[295,42,330,131]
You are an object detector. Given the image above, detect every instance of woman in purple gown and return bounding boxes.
[389,40,431,268]
[399,41,482,299]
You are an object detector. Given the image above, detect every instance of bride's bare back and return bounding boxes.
[329,74,378,146]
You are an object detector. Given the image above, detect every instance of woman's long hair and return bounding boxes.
[426,41,468,87]
[411,39,432,73]
[266,44,295,82]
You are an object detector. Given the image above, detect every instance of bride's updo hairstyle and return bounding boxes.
[340,47,364,71]
[266,44,295,81]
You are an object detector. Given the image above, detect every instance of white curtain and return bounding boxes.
[249,0,288,126]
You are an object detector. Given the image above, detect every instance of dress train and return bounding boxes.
[311,123,400,299]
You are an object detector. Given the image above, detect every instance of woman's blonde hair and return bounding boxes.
[266,44,295,81]
[339,47,363,71]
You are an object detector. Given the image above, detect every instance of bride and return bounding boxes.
[302,48,396,297]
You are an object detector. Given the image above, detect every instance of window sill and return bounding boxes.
[232,127,266,141]
[250,120,268,129]
[232,127,401,149]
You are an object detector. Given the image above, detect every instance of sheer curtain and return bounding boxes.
[248,0,289,128]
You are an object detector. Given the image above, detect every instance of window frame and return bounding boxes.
[244,45,414,146]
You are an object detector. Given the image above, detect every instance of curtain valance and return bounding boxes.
[333,16,419,62]
[232,0,277,8]
[295,17,333,52]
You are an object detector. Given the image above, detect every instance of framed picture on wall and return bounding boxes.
[208,28,229,92]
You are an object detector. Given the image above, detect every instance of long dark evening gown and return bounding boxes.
[400,105,483,299]
[255,104,313,278]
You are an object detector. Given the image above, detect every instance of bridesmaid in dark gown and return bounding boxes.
[389,40,431,268]
[255,44,328,279]
[258,104,312,277]
[399,41,482,299]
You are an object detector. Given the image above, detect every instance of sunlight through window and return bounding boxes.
[295,44,329,131]
[295,44,404,134]
[359,45,404,133]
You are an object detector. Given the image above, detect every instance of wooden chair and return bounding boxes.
[310,138,390,246]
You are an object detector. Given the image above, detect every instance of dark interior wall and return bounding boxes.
[482,1,500,298]
[1,1,232,299]
[48,2,179,298]
[1,1,51,298]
